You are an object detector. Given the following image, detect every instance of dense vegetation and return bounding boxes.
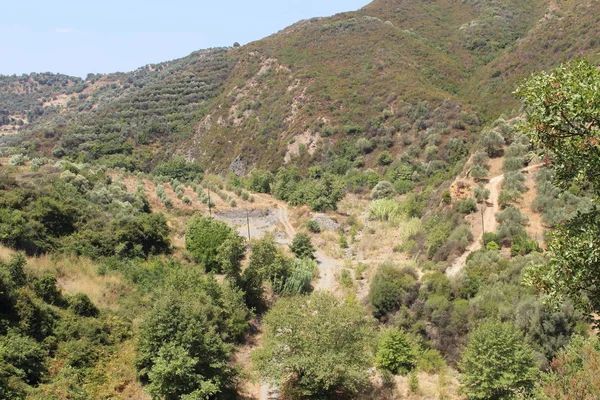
[1,0,600,399]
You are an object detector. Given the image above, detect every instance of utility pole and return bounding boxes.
[246,209,251,241]
[208,187,212,217]
[481,202,485,236]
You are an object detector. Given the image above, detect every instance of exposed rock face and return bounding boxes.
[230,156,248,176]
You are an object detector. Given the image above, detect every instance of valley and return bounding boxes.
[1,0,600,399]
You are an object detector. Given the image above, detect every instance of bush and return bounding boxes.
[253,293,373,398]
[153,157,203,181]
[247,169,274,193]
[8,154,27,166]
[456,198,477,214]
[0,330,47,384]
[33,274,63,306]
[378,151,393,166]
[371,181,394,200]
[303,220,321,233]
[369,262,418,319]
[185,215,239,272]
[474,184,490,203]
[471,166,488,181]
[68,293,99,317]
[460,321,537,399]
[289,233,316,260]
[417,348,446,374]
[277,258,316,296]
[375,329,417,375]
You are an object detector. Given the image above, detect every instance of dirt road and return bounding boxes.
[446,163,543,277]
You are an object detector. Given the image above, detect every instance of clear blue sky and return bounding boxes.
[1,0,370,78]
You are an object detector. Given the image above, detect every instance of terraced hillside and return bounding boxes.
[3,0,600,177]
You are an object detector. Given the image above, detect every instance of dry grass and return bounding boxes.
[86,341,150,400]
[0,246,133,312]
[391,369,461,400]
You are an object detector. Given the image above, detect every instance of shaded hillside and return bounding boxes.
[465,0,600,114]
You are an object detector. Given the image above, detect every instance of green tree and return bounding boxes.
[369,262,419,319]
[289,233,316,260]
[253,293,374,398]
[185,215,238,272]
[247,234,291,284]
[459,320,537,400]
[215,235,246,280]
[153,156,204,181]
[516,59,600,314]
[375,329,417,375]
[136,272,245,399]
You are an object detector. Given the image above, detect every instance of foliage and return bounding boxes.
[369,262,418,319]
[185,214,240,272]
[303,220,321,233]
[538,335,600,399]
[68,293,99,317]
[289,232,316,260]
[516,59,600,314]
[474,184,490,203]
[459,320,537,400]
[247,169,274,193]
[370,180,394,200]
[153,156,204,181]
[253,293,374,398]
[215,234,246,280]
[456,198,477,214]
[276,258,317,296]
[375,329,417,375]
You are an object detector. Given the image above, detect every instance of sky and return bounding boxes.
[1,0,371,78]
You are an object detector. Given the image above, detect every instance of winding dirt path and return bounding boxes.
[446,163,544,277]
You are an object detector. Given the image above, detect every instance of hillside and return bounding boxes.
[1,2,600,398]
[4,0,600,175]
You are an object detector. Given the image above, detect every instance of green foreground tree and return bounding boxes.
[459,320,537,400]
[253,292,374,398]
[185,214,243,272]
[515,58,600,313]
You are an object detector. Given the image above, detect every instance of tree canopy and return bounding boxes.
[253,292,374,398]
[516,58,600,314]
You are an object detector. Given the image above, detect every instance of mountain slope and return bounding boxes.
[2,0,600,176]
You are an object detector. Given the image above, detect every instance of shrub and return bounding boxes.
[0,331,47,384]
[375,329,417,375]
[417,348,446,374]
[253,293,373,398]
[371,181,394,200]
[304,220,321,233]
[33,274,63,306]
[474,184,490,203]
[277,258,316,296]
[247,169,274,193]
[68,293,99,317]
[471,166,488,181]
[153,157,203,181]
[378,151,393,166]
[456,198,477,214]
[185,215,239,272]
[8,154,27,166]
[356,137,374,154]
[479,130,505,157]
[339,269,353,289]
[289,233,316,260]
[459,321,537,399]
[369,199,404,224]
[369,262,418,318]
[471,150,489,167]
